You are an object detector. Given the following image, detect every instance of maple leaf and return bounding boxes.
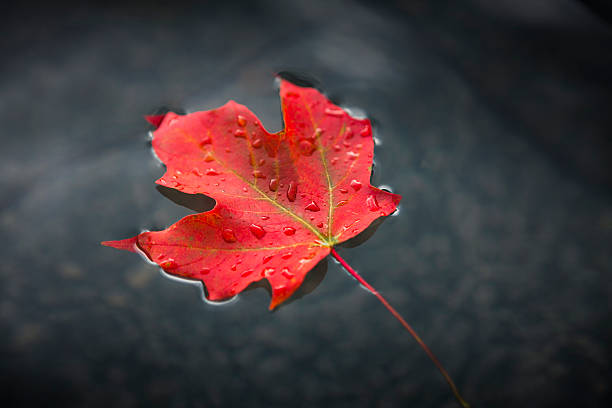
[102,79,469,407]
[103,79,400,309]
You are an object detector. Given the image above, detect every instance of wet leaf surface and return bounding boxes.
[104,80,400,309]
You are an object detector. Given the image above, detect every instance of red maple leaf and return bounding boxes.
[104,79,400,308]
[102,79,469,407]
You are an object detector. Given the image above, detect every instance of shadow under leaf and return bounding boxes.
[338,215,391,249]
[156,185,216,213]
[271,258,328,311]
[194,258,328,311]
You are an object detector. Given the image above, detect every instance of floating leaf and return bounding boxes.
[104,79,400,309]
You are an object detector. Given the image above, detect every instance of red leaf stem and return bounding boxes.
[330,248,470,408]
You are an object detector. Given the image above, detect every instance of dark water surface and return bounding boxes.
[1,1,611,407]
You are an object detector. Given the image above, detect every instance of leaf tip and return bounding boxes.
[101,236,139,252]
[268,298,283,311]
[144,114,166,129]
[268,284,297,310]
[392,192,402,206]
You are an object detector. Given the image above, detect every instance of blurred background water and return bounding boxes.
[1,1,611,407]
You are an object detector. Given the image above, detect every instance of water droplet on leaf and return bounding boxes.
[252,138,263,148]
[160,259,177,269]
[269,178,279,192]
[234,129,246,138]
[205,168,219,176]
[287,181,297,202]
[366,194,380,211]
[299,139,316,156]
[253,170,266,179]
[325,107,344,117]
[281,268,294,279]
[249,224,266,239]
[222,228,237,243]
[350,180,362,191]
[305,201,320,212]
[237,115,247,127]
[283,227,296,236]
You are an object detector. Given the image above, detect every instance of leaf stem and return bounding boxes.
[330,248,470,408]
